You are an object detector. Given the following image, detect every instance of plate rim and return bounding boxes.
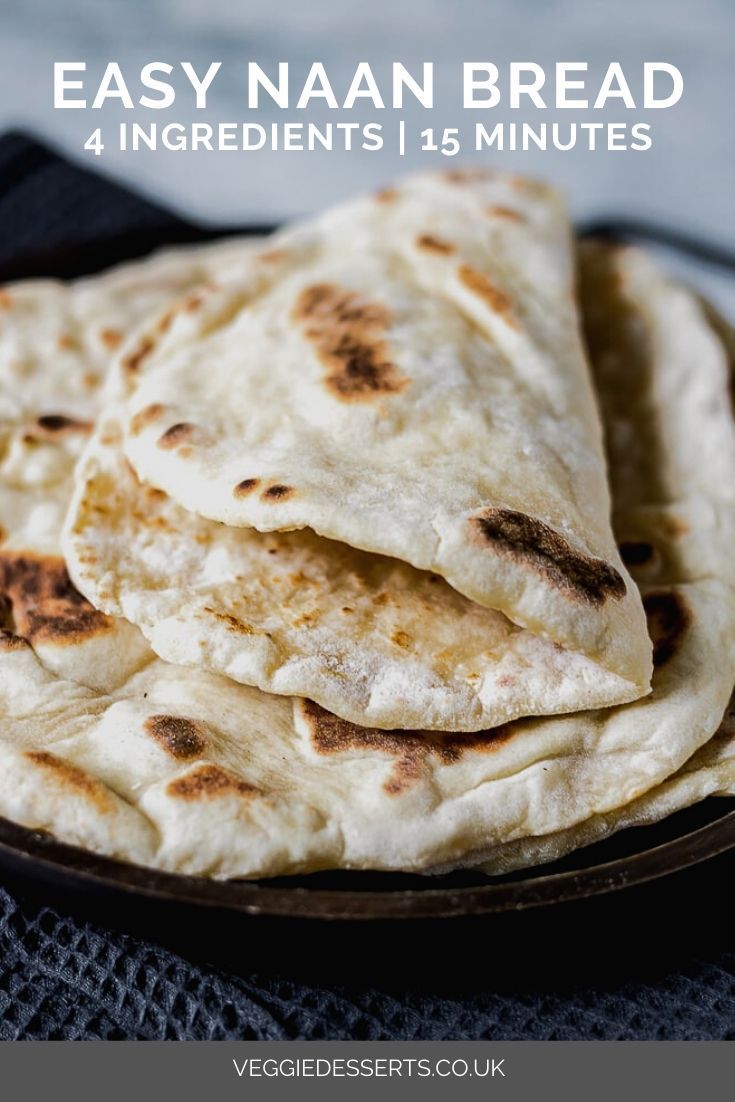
[2,807,734,921]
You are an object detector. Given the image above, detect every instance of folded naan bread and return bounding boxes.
[63,172,652,730]
[0,240,730,878]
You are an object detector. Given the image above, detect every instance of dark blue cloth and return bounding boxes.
[2,881,735,1039]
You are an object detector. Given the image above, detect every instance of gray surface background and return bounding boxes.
[1,0,731,235]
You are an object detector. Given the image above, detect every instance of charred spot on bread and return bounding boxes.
[470,508,626,605]
[129,404,167,435]
[643,590,691,668]
[416,234,455,254]
[32,414,93,438]
[619,541,655,567]
[233,478,260,497]
[0,553,112,647]
[300,700,516,796]
[166,764,260,800]
[122,335,156,374]
[457,265,517,326]
[99,328,123,349]
[262,484,293,501]
[158,422,196,449]
[488,205,526,222]
[24,751,113,810]
[293,283,408,401]
[145,714,208,759]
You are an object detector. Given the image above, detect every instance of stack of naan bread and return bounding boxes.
[0,170,733,879]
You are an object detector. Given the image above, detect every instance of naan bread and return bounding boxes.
[472,695,735,876]
[62,173,652,729]
[64,421,638,731]
[0,241,727,879]
[465,241,735,875]
[0,238,255,425]
[111,172,652,696]
[0,239,254,689]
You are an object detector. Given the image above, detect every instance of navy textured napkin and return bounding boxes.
[0,132,733,1040]
[2,877,735,1040]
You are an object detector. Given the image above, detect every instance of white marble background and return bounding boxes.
[0,0,733,304]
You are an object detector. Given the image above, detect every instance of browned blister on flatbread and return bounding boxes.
[469,509,626,606]
[457,263,517,326]
[24,750,115,813]
[293,283,409,402]
[144,714,208,759]
[33,414,93,438]
[0,553,112,648]
[166,763,261,801]
[157,422,198,449]
[643,591,691,669]
[301,700,516,796]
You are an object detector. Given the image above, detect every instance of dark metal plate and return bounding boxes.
[1,218,734,922]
